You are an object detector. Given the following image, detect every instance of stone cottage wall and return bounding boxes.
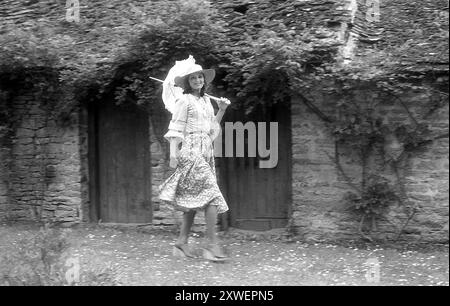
[0,93,83,225]
[290,87,449,243]
[149,114,176,227]
[0,143,10,218]
[78,106,90,223]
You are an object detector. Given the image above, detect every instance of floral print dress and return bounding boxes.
[158,94,229,214]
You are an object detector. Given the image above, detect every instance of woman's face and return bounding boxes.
[188,72,204,91]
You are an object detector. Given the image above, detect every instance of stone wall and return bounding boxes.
[0,93,83,225]
[78,106,90,223]
[290,86,449,243]
[0,142,10,218]
[149,112,176,227]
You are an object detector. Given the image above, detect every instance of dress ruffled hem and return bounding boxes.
[158,133,229,214]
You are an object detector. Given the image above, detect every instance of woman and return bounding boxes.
[158,60,230,261]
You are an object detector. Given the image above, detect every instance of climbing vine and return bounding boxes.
[317,58,448,241]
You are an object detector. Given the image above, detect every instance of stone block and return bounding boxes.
[47,183,66,192]
[53,196,80,205]
[409,193,433,201]
[55,210,75,218]
[17,138,33,145]
[16,128,35,138]
[42,204,56,211]
[36,128,47,138]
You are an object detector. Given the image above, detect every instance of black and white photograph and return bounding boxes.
[0,0,448,290]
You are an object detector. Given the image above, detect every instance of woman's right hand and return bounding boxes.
[169,137,181,168]
[217,97,231,111]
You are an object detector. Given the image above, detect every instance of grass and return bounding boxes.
[0,222,448,286]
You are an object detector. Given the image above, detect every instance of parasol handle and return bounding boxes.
[149,76,230,104]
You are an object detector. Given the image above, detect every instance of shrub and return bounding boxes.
[0,225,119,286]
[0,225,70,286]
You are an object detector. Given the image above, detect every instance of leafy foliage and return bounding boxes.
[111,0,227,106]
[0,28,59,73]
[217,24,324,113]
[346,176,399,218]
[0,225,119,286]
[0,225,70,286]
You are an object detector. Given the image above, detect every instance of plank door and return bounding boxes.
[91,102,152,223]
[218,101,292,231]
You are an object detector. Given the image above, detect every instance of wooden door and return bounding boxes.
[218,101,292,230]
[89,102,152,223]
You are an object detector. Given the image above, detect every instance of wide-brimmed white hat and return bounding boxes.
[161,55,216,114]
[174,64,215,88]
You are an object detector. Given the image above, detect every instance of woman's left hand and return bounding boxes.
[217,97,230,111]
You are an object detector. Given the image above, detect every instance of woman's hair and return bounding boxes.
[182,73,207,96]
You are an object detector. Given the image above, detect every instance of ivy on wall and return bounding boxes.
[327,79,448,241]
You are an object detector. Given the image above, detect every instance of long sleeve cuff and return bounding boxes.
[164,129,184,142]
[168,120,186,132]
